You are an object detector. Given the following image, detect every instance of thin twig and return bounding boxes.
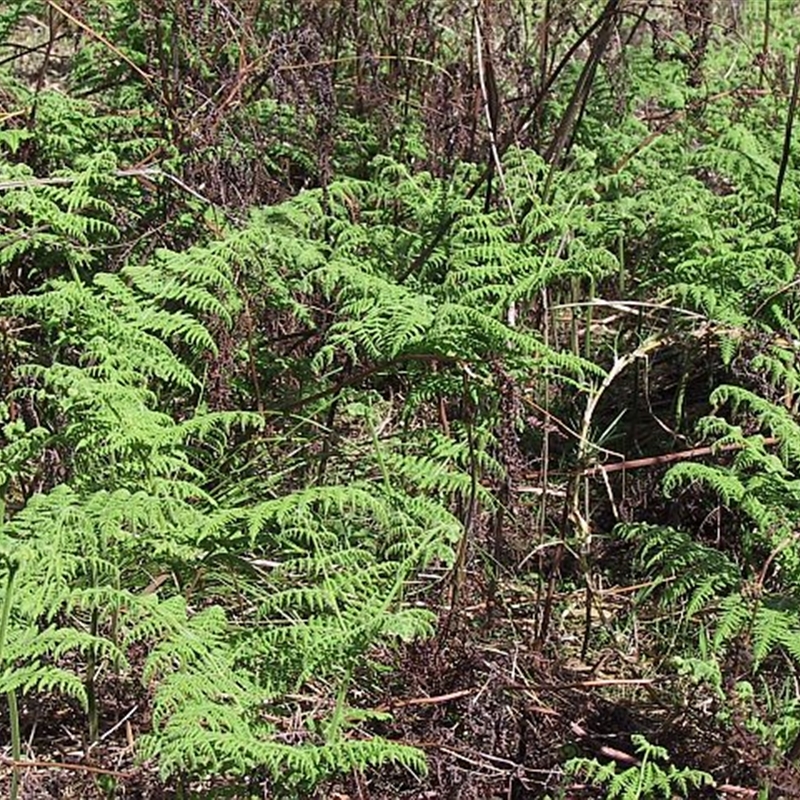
[517,435,781,484]
[95,704,139,747]
[44,0,155,89]
[776,45,800,216]
[474,5,515,222]
[570,722,640,766]
[0,755,133,778]
[374,688,475,713]
[0,167,220,209]
[507,677,661,691]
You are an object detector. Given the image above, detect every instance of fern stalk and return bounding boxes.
[0,558,20,800]
[761,0,771,86]
[775,45,800,219]
[584,276,595,361]
[7,690,20,800]
[86,606,100,744]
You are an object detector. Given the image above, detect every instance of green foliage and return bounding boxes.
[565,735,714,799]
[0,120,474,791]
[619,372,800,767]
[6,0,800,795]
[617,522,740,620]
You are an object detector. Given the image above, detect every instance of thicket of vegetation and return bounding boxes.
[3,1,800,797]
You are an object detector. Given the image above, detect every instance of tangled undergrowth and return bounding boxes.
[3,1,800,798]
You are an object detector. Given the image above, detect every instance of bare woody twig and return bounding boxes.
[44,0,155,89]
[0,167,218,208]
[0,755,133,778]
[517,436,781,486]
[374,688,475,713]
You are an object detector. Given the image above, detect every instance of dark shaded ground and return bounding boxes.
[328,576,800,799]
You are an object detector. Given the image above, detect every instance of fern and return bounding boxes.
[0,156,478,791]
[618,523,740,619]
[565,734,713,799]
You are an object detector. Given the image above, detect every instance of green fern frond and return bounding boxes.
[713,592,751,650]
[663,462,745,506]
[617,523,740,618]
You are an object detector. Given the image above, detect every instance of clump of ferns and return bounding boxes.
[0,485,217,747]
[1,391,439,790]
[619,383,800,701]
[1,378,438,790]
[136,475,459,791]
[564,733,714,800]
